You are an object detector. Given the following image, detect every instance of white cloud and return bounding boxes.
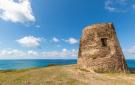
[123,46,135,59]
[65,38,78,44]
[62,48,67,52]
[16,36,41,48]
[52,37,60,43]
[0,0,35,23]
[0,49,26,57]
[70,49,78,57]
[27,50,38,56]
[41,49,78,58]
[0,49,78,59]
[126,46,135,54]
[105,0,128,12]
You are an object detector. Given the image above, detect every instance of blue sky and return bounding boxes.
[0,0,135,59]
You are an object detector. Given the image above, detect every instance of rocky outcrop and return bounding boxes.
[78,23,128,73]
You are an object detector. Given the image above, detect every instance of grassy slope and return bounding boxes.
[0,65,135,85]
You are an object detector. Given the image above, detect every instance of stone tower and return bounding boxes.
[78,23,128,73]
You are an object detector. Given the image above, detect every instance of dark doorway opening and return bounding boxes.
[101,38,107,47]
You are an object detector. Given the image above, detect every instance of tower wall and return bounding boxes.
[78,23,128,73]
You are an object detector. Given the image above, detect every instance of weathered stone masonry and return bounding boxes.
[78,23,128,73]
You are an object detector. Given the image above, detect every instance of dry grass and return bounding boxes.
[0,65,135,85]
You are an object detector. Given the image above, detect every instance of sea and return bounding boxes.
[0,59,77,70]
[0,59,134,70]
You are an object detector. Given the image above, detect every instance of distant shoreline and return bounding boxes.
[128,68,135,73]
[0,64,69,72]
[0,59,134,72]
[1,65,135,74]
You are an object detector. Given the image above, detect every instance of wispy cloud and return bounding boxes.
[105,0,128,12]
[0,49,78,59]
[52,37,60,43]
[65,38,78,44]
[16,36,41,48]
[126,46,135,54]
[0,0,35,23]
[132,4,135,10]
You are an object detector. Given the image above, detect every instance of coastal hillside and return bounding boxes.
[0,65,135,85]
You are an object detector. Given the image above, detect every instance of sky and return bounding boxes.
[0,0,135,59]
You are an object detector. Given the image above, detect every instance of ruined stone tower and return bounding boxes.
[78,23,128,73]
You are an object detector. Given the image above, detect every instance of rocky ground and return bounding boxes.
[0,65,135,85]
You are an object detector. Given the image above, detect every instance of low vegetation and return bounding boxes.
[0,65,135,85]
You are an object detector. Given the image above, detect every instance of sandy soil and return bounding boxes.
[0,65,135,85]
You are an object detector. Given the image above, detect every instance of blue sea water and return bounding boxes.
[126,60,135,68]
[0,59,134,70]
[0,59,77,70]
